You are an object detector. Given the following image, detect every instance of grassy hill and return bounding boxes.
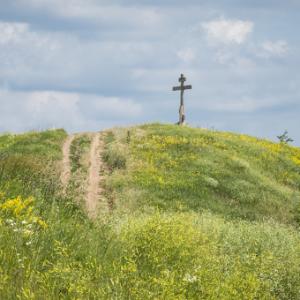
[1,124,300,299]
[105,124,300,224]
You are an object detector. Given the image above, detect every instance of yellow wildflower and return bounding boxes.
[31,216,48,229]
[0,195,47,230]
[291,156,300,166]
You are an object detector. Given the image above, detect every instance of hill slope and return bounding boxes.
[104,123,300,225]
[1,125,300,299]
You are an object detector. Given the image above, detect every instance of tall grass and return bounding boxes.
[1,125,300,299]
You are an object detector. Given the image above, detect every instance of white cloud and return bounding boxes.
[0,89,82,132]
[0,20,159,91]
[202,18,253,45]
[261,40,288,57]
[214,50,256,71]
[18,0,164,29]
[214,50,233,64]
[0,21,60,53]
[176,48,196,63]
[192,96,296,113]
[0,22,29,45]
[0,22,62,88]
[80,96,142,119]
[0,89,142,132]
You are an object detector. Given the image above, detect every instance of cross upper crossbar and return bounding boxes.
[172,85,192,91]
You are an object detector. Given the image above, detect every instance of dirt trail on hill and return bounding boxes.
[86,132,103,219]
[61,134,75,188]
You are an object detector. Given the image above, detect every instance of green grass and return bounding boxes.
[0,129,66,159]
[105,124,300,225]
[70,135,91,174]
[0,129,66,200]
[1,124,300,299]
[67,134,92,208]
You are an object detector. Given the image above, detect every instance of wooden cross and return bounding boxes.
[172,74,192,125]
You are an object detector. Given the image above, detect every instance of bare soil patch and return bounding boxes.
[86,132,103,218]
[60,134,75,189]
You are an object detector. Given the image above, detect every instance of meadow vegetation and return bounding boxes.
[67,134,92,205]
[1,124,300,299]
[106,124,300,224]
[70,135,91,174]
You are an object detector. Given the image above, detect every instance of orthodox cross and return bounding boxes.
[172,74,192,125]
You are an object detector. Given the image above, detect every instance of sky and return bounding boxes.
[0,0,299,145]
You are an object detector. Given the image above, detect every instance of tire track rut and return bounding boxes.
[61,134,75,189]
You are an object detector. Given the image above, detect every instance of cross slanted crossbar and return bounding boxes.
[172,74,192,125]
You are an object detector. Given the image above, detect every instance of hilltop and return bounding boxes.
[105,123,300,224]
[1,124,300,299]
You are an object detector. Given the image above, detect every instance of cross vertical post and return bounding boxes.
[172,74,192,125]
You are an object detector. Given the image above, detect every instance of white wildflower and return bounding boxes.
[6,219,16,226]
[184,273,198,283]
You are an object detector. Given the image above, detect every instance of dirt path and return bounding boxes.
[86,132,103,219]
[60,134,75,189]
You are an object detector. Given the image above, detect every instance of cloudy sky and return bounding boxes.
[0,0,299,144]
